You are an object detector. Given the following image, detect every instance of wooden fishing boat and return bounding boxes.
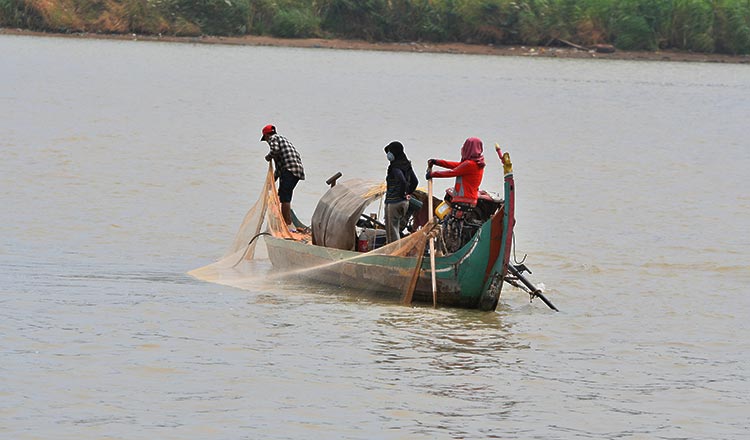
[262,147,517,311]
[190,146,556,311]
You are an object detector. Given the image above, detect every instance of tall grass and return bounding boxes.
[2,0,749,54]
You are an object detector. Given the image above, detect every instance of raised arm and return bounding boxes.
[429,160,477,179]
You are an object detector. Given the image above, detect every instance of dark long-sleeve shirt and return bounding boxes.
[385,163,417,204]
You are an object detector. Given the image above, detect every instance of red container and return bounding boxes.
[357,238,369,252]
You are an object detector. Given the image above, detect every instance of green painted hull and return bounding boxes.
[266,170,515,310]
[266,214,495,308]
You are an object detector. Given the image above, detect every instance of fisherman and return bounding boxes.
[261,124,305,232]
[425,137,486,208]
[384,141,418,243]
[426,137,486,252]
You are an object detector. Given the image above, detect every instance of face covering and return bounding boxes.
[386,152,395,162]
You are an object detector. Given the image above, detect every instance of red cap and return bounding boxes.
[260,124,275,140]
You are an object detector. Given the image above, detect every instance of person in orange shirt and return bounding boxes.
[425,137,486,208]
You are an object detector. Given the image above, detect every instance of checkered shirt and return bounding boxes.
[267,134,305,180]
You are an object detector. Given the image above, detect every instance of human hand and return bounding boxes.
[425,171,432,180]
[265,154,272,162]
[427,158,436,167]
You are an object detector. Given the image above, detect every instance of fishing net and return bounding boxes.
[189,164,441,301]
[187,164,278,282]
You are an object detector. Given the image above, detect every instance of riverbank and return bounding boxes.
[3,27,749,64]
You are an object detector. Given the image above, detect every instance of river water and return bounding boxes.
[1,34,749,439]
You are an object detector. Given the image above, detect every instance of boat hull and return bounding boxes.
[265,209,505,309]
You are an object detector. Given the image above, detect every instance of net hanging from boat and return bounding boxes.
[189,164,438,300]
[187,164,277,283]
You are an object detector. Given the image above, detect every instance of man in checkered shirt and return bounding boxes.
[261,124,305,231]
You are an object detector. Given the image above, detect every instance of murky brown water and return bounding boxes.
[1,34,749,439]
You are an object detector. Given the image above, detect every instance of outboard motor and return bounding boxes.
[439,189,503,253]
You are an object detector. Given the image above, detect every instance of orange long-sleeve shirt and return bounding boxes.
[431,159,484,205]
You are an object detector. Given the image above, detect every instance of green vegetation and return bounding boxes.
[2,0,749,55]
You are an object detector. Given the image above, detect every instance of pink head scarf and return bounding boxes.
[460,137,485,168]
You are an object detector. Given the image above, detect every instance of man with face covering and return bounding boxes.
[425,137,486,207]
[383,141,419,243]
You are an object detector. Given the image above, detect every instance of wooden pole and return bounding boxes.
[427,171,437,307]
[402,236,427,305]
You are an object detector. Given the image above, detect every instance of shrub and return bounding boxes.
[613,14,654,50]
[0,0,22,26]
[270,6,319,38]
[453,0,517,44]
[713,1,750,54]
[667,0,714,51]
[122,0,172,34]
[171,0,250,35]
[319,0,387,40]
[610,0,661,50]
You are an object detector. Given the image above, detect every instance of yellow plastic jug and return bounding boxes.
[435,201,451,220]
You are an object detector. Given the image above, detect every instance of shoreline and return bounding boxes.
[3,27,749,64]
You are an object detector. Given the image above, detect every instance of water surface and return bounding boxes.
[1,35,749,439]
